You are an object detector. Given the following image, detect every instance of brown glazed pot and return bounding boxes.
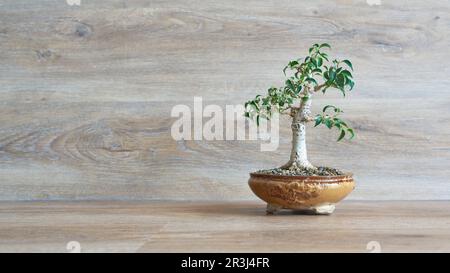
[248,172,355,215]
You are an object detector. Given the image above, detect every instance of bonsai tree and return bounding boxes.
[244,43,355,173]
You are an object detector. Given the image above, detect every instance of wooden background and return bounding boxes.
[0,0,449,201]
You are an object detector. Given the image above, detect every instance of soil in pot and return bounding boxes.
[256,166,344,176]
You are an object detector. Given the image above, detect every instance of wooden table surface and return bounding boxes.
[1,201,449,253]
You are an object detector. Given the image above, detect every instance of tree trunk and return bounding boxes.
[282,96,314,169]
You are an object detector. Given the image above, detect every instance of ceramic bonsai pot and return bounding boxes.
[248,172,355,215]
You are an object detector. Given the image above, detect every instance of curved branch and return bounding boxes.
[314,82,328,92]
[301,115,315,122]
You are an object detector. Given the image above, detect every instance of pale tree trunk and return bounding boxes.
[282,94,315,169]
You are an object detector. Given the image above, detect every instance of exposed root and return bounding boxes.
[280,160,316,170]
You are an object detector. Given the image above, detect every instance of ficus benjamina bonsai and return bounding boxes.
[244,43,355,170]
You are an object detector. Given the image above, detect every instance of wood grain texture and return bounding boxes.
[0,0,449,201]
[1,201,450,253]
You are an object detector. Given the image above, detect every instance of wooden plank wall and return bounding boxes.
[0,0,449,201]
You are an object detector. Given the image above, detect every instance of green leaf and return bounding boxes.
[256,115,260,126]
[328,69,336,81]
[286,79,295,91]
[309,44,319,54]
[342,59,353,71]
[314,115,322,127]
[337,129,346,141]
[319,43,331,49]
[244,111,250,118]
[347,128,355,139]
[311,68,322,74]
[339,120,348,127]
[347,79,355,90]
[317,57,323,67]
[333,117,341,124]
[336,74,346,89]
[325,119,333,129]
[289,60,299,67]
[268,87,277,95]
[322,105,336,112]
[250,101,259,111]
[320,53,329,61]
[305,77,318,86]
[340,70,353,79]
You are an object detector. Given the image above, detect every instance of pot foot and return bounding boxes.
[308,203,335,215]
[266,203,282,215]
[265,203,335,215]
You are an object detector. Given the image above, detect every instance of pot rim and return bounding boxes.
[249,172,353,180]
